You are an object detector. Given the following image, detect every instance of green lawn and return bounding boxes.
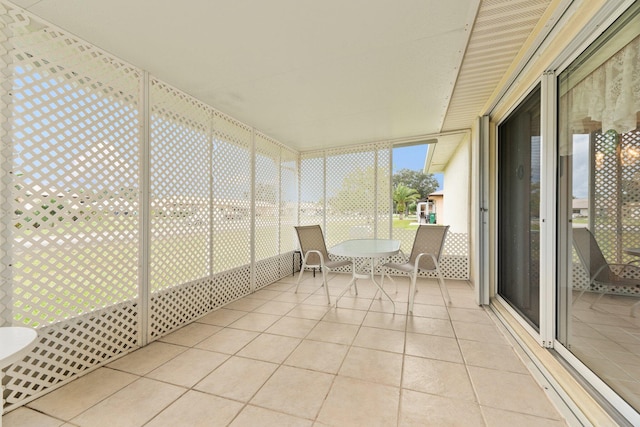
[392,216,419,230]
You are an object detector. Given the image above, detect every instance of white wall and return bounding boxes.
[443,135,470,234]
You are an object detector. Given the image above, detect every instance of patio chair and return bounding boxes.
[380,225,451,312]
[572,227,640,316]
[294,225,351,304]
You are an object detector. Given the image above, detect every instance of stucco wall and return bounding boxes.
[443,134,470,234]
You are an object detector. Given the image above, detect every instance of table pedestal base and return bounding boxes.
[335,258,396,312]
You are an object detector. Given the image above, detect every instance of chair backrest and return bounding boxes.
[294,225,329,266]
[572,227,612,282]
[409,225,449,270]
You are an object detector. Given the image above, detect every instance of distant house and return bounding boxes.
[572,198,588,217]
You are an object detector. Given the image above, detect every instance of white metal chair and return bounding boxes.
[572,227,640,316]
[381,225,451,312]
[294,225,351,304]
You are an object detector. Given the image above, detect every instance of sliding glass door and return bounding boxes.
[498,86,541,330]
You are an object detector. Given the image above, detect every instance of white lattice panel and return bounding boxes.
[149,79,211,292]
[212,266,251,307]
[280,147,298,253]
[325,147,377,247]
[255,133,280,261]
[299,153,325,228]
[255,256,282,289]
[376,144,392,239]
[593,130,640,264]
[211,112,252,273]
[149,278,213,338]
[3,302,138,409]
[4,8,141,327]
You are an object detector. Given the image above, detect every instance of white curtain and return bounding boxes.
[567,35,640,135]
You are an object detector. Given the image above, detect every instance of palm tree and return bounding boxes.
[393,184,420,220]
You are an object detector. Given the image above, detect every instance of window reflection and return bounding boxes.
[558,3,640,412]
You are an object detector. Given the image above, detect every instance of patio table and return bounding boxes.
[329,239,401,311]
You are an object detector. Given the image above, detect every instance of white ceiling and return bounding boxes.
[7,0,552,170]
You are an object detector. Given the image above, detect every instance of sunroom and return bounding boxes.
[1,0,639,426]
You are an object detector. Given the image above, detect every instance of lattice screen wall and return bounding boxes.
[575,128,640,296]
[0,3,300,411]
[297,148,469,280]
[0,2,471,413]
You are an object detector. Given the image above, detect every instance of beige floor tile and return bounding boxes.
[452,320,509,345]
[284,340,349,374]
[145,390,243,427]
[70,378,186,427]
[107,342,187,376]
[362,311,407,331]
[146,348,229,387]
[468,366,563,419]
[306,321,360,345]
[158,322,222,347]
[408,303,450,320]
[339,346,403,386]
[332,295,374,311]
[286,304,331,320]
[399,389,484,427]
[369,298,408,314]
[406,316,455,337]
[353,326,405,353]
[481,406,568,427]
[405,332,463,363]
[301,293,334,306]
[459,339,528,374]
[402,356,476,402]
[322,307,368,325]
[229,405,313,427]
[448,307,493,324]
[251,289,284,300]
[251,365,334,419]
[28,368,137,420]
[317,376,399,427]
[272,292,311,304]
[197,308,247,327]
[195,328,259,354]
[265,316,319,338]
[225,297,267,312]
[253,300,297,315]
[194,356,278,402]
[237,333,301,363]
[4,407,67,427]
[228,312,281,332]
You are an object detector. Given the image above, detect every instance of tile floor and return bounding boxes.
[569,291,640,411]
[4,273,569,426]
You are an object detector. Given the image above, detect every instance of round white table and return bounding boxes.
[330,239,401,311]
[1,327,38,427]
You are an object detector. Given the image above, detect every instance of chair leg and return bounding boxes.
[295,259,308,293]
[589,291,606,309]
[436,264,451,305]
[321,268,331,305]
[572,288,587,305]
[631,299,640,317]
[409,273,417,313]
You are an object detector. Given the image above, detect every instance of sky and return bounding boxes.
[393,144,444,190]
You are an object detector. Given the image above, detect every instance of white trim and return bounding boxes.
[473,115,490,305]
[540,71,557,348]
[550,0,636,73]
[139,71,150,346]
[495,295,543,347]
[555,342,640,425]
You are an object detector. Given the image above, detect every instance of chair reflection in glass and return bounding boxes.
[380,225,451,312]
[294,225,352,304]
[572,227,640,316]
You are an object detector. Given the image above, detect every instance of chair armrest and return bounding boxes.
[414,252,438,273]
[302,249,325,267]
